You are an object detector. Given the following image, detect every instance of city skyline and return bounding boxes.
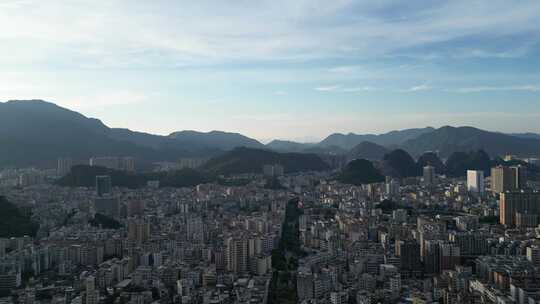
[1,1,540,141]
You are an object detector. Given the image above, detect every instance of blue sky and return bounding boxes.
[1,0,539,142]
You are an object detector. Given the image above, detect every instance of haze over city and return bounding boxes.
[1,0,540,141]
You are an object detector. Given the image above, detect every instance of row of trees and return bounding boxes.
[268,198,304,304]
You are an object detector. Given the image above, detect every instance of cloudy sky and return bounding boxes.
[1,0,539,142]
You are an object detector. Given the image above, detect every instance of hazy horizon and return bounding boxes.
[1,1,540,140]
[4,98,539,144]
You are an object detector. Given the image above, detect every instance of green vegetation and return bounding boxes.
[158,169,213,188]
[347,141,389,161]
[264,177,285,190]
[445,150,491,177]
[201,147,330,175]
[402,126,540,159]
[268,198,304,304]
[417,152,445,174]
[0,196,39,238]
[89,213,122,229]
[217,178,251,186]
[479,215,499,224]
[382,149,420,178]
[377,199,400,213]
[57,165,212,189]
[338,159,385,185]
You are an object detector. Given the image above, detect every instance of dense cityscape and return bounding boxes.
[1,149,540,304]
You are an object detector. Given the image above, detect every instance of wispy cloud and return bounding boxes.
[341,86,376,92]
[315,85,377,93]
[1,1,539,68]
[315,85,341,92]
[328,65,362,73]
[407,84,432,92]
[455,85,540,93]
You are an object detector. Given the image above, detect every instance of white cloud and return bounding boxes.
[407,84,432,92]
[328,65,362,73]
[341,86,376,92]
[455,85,540,93]
[315,85,376,92]
[315,85,341,92]
[0,1,538,68]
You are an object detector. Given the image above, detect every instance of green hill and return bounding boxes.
[57,165,212,188]
[381,149,419,178]
[347,141,389,161]
[338,159,384,185]
[201,147,330,175]
[416,152,445,174]
[0,197,39,238]
[0,100,264,167]
[445,150,491,177]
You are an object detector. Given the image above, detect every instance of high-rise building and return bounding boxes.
[423,240,441,275]
[0,238,6,258]
[499,191,540,227]
[262,164,285,177]
[120,157,135,172]
[423,165,435,186]
[297,270,314,301]
[126,200,144,217]
[178,158,207,169]
[392,209,408,223]
[395,240,421,275]
[467,170,485,195]
[389,274,402,295]
[186,217,205,241]
[127,218,150,244]
[527,245,540,266]
[449,232,488,256]
[226,237,248,274]
[57,157,73,176]
[90,156,135,171]
[386,179,400,198]
[330,291,349,304]
[95,175,112,197]
[85,276,99,304]
[89,157,120,170]
[439,243,460,271]
[0,271,21,295]
[491,166,518,194]
[512,165,528,189]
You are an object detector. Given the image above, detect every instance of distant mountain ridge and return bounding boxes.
[319,127,435,150]
[168,130,263,150]
[266,140,316,152]
[511,132,540,140]
[401,126,540,158]
[1,100,540,168]
[347,141,389,161]
[0,100,265,167]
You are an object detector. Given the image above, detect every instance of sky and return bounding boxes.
[1,0,540,142]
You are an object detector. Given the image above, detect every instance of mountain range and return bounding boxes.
[319,127,435,149]
[0,100,263,167]
[1,99,539,168]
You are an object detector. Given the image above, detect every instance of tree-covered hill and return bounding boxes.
[0,197,39,238]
